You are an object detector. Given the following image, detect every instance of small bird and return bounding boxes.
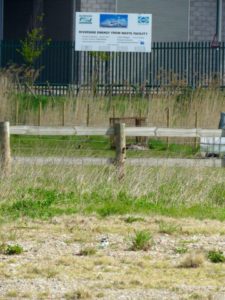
[99,237,109,249]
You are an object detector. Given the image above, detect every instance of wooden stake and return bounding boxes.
[113,105,115,119]
[0,121,11,176]
[86,104,90,127]
[166,107,170,148]
[109,84,112,102]
[195,111,198,148]
[62,102,65,126]
[15,98,19,125]
[129,86,132,101]
[114,123,126,179]
[38,101,42,126]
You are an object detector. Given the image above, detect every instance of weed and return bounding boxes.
[124,216,145,223]
[5,290,18,297]
[65,288,91,299]
[96,292,104,298]
[178,252,204,268]
[37,291,50,299]
[207,250,225,263]
[174,246,188,254]
[208,184,225,206]
[78,247,96,256]
[158,221,181,235]
[130,230,152,251]
[0,244,23,255]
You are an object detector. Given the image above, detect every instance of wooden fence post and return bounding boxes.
[86,104,90,127]
[62,101,65,126]
[195,111,198,148]
[0,121,11,176]
[114,123,126,179]
[166,108,170,148]
[38,101,42,126]
[113,105,115,119]
[15,98,19,125]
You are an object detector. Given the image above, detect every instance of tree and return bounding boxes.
[17,14,51,86]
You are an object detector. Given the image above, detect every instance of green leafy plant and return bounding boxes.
[0,244,23,255]
[130,230,152,251]
[18,15,51,67]
[208,250,225,263]
[17,14,51,86]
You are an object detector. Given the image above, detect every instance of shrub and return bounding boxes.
[130,230,152,251]
[208,250,225,263]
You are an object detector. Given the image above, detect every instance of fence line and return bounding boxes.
[1,41,225,95]
[0,122,224,176]
[10,125,224,138]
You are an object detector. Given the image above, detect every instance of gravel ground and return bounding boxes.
[1,215,225,299]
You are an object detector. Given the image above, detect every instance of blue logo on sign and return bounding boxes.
[138,16,150,25]
[79,15,92,24]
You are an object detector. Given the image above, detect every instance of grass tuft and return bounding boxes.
[65,288,91,299]
[207,250,225,263]
[124,216,145,223]
[174,246,188,254]
[130,230,152,251]
[0,243,23,255]
[77,247,97,256]
[158,221,181,235]
[178,252,205,268]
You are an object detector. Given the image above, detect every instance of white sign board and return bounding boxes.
[75,12,152,53]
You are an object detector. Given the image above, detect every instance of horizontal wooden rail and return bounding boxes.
[10,126,224,138]
[0,122,224,176]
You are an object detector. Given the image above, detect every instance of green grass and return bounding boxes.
[124,216,145,223]
[158,221,181,235]
[1,186,225,222]
[148,139,199,158]
[0,165,225,223]
[130,230,152,251]
[14,93,67,111]
[11,135,199,158]
[11,135,114,157]
[174,246,188,254]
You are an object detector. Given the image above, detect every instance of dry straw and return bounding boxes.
[0,72,224,128]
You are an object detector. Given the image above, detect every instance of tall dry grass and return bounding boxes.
[0,163,224,204]
[0,72,224,128]
[9,90,225,128]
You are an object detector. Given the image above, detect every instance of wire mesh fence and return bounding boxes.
[11,134,202,160]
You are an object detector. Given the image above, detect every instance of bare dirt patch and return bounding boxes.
[1,215,225,299]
